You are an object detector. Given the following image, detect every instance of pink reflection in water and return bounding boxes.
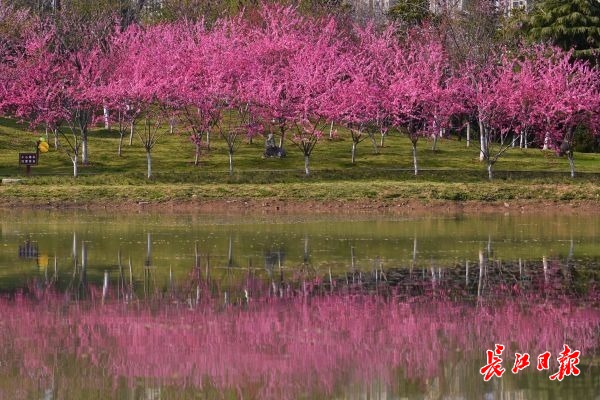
[0,290,599,399]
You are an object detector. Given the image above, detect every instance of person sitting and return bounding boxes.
[264,133,286,158]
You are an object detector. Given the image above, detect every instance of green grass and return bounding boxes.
[1,117,599,205]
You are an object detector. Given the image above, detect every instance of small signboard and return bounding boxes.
[19,241,39,259]
[19,153,38,165]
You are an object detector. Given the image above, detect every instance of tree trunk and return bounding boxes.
[568,152,576,178]
[82,130,88,165]
[380,133,385,148]
[194,143,200,166]
[370,133,378,154]
[466,123,471,147]
[304,155,310,176]
[412,141,418,176]
[206,131,211,150]
[169,117,175,134]
[351,142,356,164]
[479,121,486,162]
[279,129,285,149]
[129,121,134,146]
[53,129,59,150]
[103,105,110,130]
[519,131,524,148]
[72,154,78,178]
[432,133,438,151]
[487,161,493,181]
[543,132,549,150]
[146,150,152,179]
[329,121,334,139]
[228,151,233,175]
[118,133,124,157]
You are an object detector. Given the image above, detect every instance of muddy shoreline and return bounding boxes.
[2,197,600,215]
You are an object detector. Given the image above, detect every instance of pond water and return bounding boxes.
[0,211,599,399]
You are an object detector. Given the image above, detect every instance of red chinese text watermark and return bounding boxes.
[481,344,580,381]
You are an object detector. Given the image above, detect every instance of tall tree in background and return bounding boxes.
[387,0,431,26]
[528,0,600,62]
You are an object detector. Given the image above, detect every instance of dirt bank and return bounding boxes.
[3,197,600,215]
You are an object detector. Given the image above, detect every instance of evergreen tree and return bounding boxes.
[528,0,600,61]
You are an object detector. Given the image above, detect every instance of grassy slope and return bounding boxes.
[0,118,599,205]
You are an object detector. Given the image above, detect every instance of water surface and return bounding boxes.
[0,211,598,399]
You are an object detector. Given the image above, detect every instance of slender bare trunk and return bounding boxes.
[146,150,152,179]
[194,143,200,166]
[380,133,385,148]
[412,141,418,176]
[329,121,334,139]
[519,131,524,148]
[543,132,549,150]
[370,134,378,154]
[82,130,88,165]
[118,134,124,157]
[568,152,576,178]
[479,121,486,162]
[487,162,493,180]
[53,129,59,149]
[129,122,134,146]
[228,151,233,175]
[466,123,471,147]
[206,131,210,150]
[72,154,78,178]
[103,105,110,130]
[351,142,356,164]
[304,155,310,176]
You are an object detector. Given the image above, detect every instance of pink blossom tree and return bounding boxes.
[240,6,349,175]
[527,48,600,177]
[331,25,397,164]
[102,24,185,179]
[389,32,463,175]
[463,52,528,180]
[1,24,107,177]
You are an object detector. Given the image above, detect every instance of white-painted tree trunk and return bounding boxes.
[53,129,59,149]
[412,142,418,176]
[82,131,88,165]
[103,105,110,130]
[194,143,200,166]
[304,155,310,176]
[228,152,233,175]
[543,132,549,150]
[129,122,134,146]
[487,162,493,180]
[519,131,524,148]
[479,121,486,162]
[466,123,471,147]
[568,153,576,178]
[329,121,334,139]
[351,142,356,164]
[146,150,152,179]
[72,154,78,178]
